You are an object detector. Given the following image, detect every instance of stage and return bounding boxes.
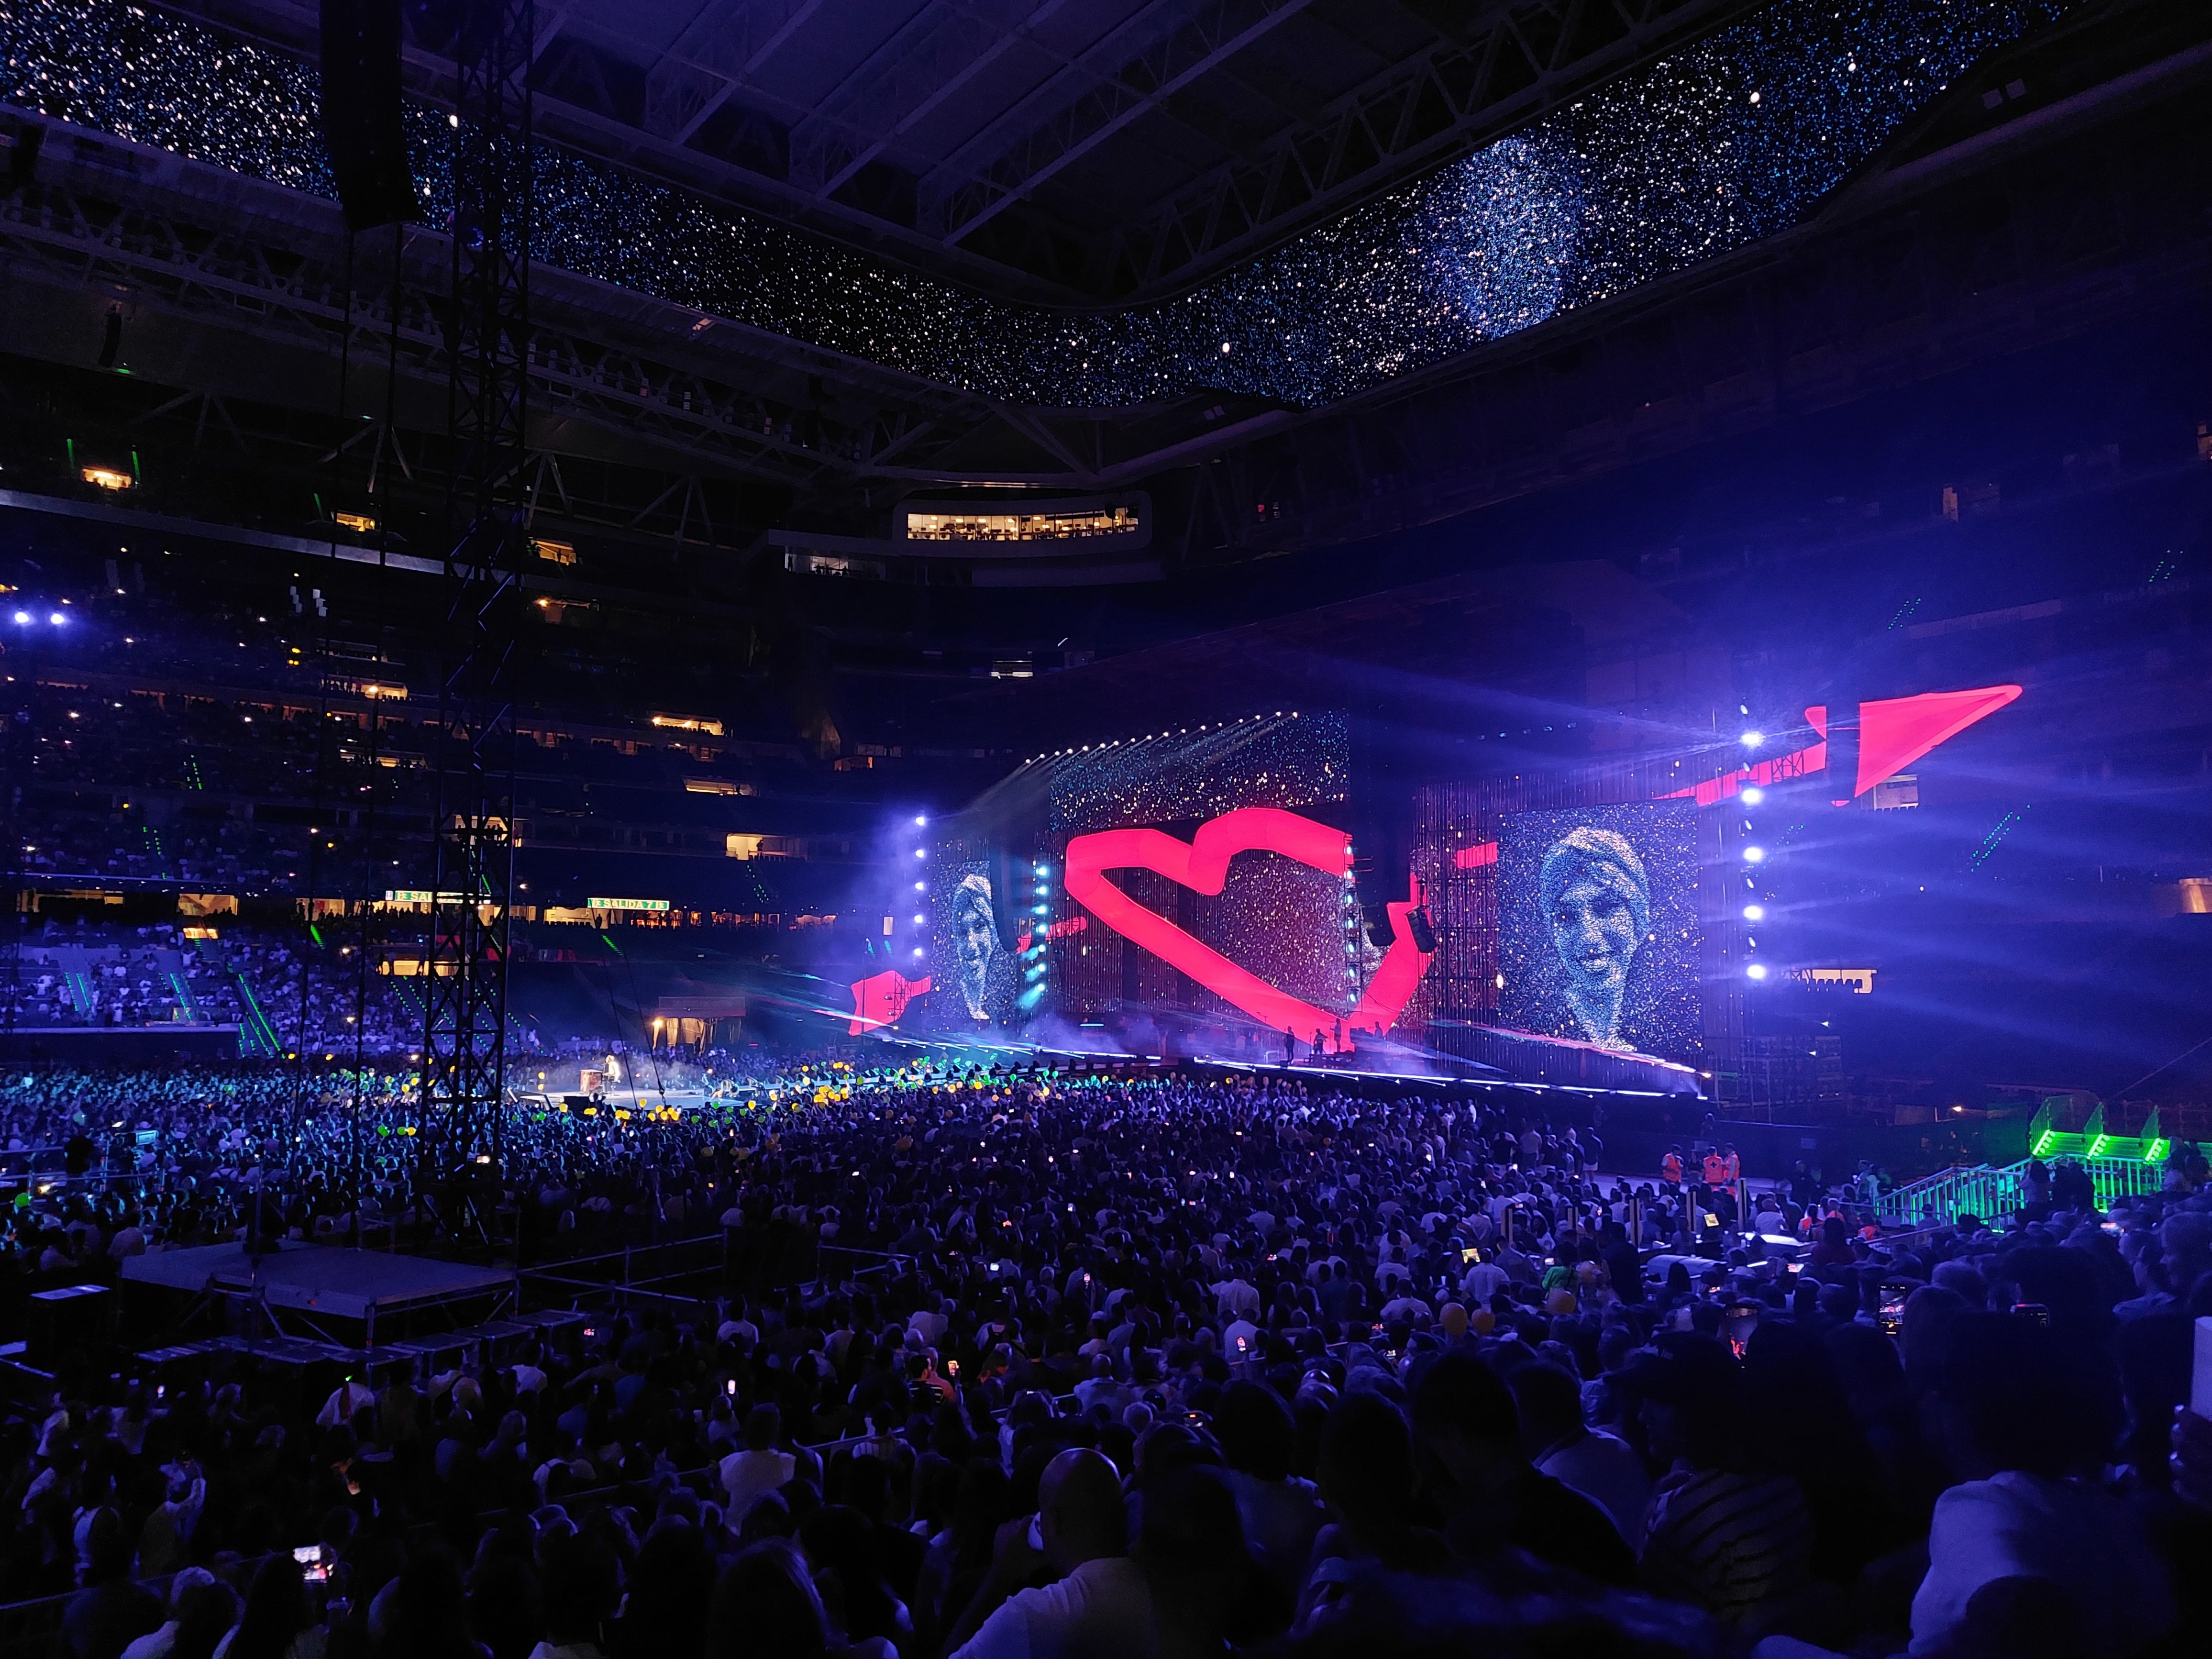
[1426,1023,1703,1095]
[122,1242,515,1343]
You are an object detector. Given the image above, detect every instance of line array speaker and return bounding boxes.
[321,0,417,231]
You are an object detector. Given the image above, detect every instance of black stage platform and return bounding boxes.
[122,1242,516,1344]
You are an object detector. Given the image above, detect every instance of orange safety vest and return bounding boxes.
[1661,1152,1683,1184]
[1702,1152,1728,1185]
[1724,1151,1741,1181]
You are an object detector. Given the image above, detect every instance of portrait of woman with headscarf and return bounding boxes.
[1538,825,1651,1048]
[951,872,1002,1022]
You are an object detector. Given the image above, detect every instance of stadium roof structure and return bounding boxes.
[0,0,2203,578]
[166,0,1770,305]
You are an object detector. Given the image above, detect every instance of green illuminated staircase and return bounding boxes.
[55,947,98,1019]
[190,938,282,1057]
[232,973,283,1058]
[2023,1099,2180,1166]
[166,971,201,1022]
[1877,1102,2199,1228]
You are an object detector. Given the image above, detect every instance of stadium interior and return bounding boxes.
[0,0,2206,1654]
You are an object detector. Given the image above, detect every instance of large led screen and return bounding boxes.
[1059,806,1427,1042]
[927,853,1028,1030]
[1495,800,1704,1058]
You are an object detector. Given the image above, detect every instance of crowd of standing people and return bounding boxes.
[0,1058,2201,1659]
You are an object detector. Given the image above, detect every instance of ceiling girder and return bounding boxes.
[1101,0,1754,293]
[928,0,1319,244]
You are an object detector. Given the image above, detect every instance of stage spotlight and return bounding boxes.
[911,914,923,924]
[10,612,25,625]
[914,881,924,891]
[913,849,925,859]
[912,947,924,958]
[48,613,65,626]
[1740,730,1764,747]
[913,815,927,826]
[1740,786,1765,805]
[1742,846,1766,863]
[1742,903,1766,921]
[1745,962,1769,980]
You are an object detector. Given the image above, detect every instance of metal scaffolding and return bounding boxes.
[421,0,533,1240]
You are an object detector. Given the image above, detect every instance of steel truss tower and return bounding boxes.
[421,0,532,1241]
[0,708,29,1039]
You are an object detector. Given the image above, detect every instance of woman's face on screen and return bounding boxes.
[1550,870,1639,991]
[955,893,997,1014]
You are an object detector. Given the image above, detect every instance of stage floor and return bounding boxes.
[122,1242,512,1319]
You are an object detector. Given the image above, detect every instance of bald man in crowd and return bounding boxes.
[949,1447,1156,1659]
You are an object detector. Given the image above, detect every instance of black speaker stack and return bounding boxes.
[321,0,417,231]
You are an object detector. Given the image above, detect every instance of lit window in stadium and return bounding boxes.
[1793,967,1879,993]
[904,506,1140,542]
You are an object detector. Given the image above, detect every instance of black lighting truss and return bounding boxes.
[0,707,29,1039]
[421,0,533,1240]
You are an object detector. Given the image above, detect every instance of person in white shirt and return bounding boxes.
[1460,1257,1510,1305]
[1378,1291,1432,1326]
[135,1465,205,1577]
[1906,1311,2176,1658]
[909,1299,951,1347]
[1907,1471,2173,1658]
[949,1449,1155,1659]
[716,1306,760,1349]
[314,1376,374,1430]
[1510,1361,1651,1554]
[120,1567,218,1659]
[719,1403,796,1521]
[1073,1356,1122,1416]
[1210,1275,1260,1322]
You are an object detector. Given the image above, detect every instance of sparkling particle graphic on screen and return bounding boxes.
[0,0,2068,407]
[943,714,1356,1030]
[1021,712,1349,838]
[1424,135,1584,340]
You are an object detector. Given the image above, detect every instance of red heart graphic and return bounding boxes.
[1062,807,1429,1049]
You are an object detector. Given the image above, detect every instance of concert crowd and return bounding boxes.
[0,1060,2207,1659]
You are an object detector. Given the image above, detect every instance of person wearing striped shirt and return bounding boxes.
[1626,1335,1814,1626]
